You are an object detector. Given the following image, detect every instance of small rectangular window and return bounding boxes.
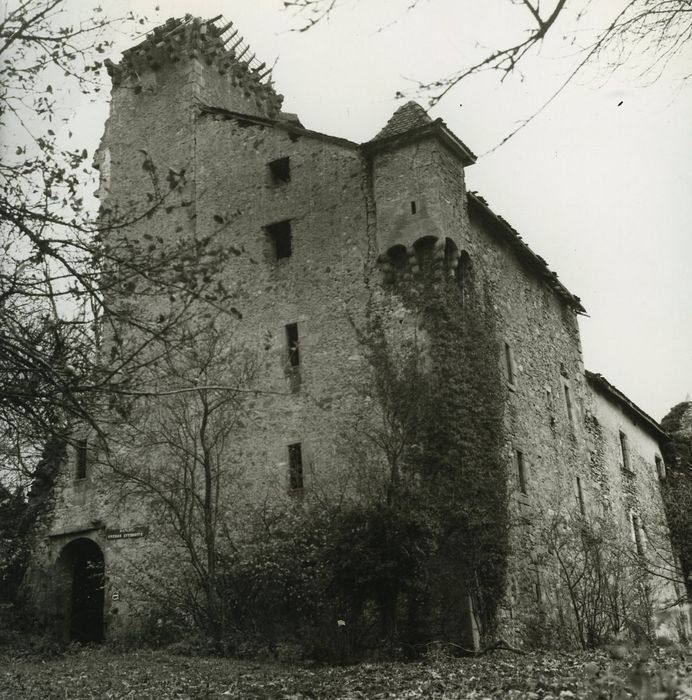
[563,383,573,423]
[268,156,290,184]
[285,323,300,367]
[410,200,417,214]
[545,386,553,407]
[288,442,303,490]
[631,513,644,556]
[504,342,515,385]
[515,449,527,494]
[75,439,88,480]
[655,455,665,480]
[534,575,542,603]
[619,431,630,471]
[266,220,292,259]
[576,476,585,515]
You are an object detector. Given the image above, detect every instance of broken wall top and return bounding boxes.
[105,15,284,119]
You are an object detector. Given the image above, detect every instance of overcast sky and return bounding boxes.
[66,0,691,421]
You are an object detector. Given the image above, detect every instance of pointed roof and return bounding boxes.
[366,101,476,166]
[372,101,433,140]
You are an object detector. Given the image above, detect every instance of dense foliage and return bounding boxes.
[660,401,692,599]
[333,256,509,651]
[0,437,64,610]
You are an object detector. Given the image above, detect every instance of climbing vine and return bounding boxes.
[348,254,510,647]
[660,402,692,601]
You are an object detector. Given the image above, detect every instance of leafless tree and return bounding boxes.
[101,319,259,640]
[0,2,237,485]
[286,1,692,144]
[521,499,688,648]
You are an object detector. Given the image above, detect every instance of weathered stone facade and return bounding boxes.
[26,15,686,645]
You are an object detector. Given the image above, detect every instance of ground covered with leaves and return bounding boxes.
[1,645,691,699]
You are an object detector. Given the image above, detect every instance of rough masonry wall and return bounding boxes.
[463,210,589,635]
[97,60,197,220]
[588,386,672,562]
[194,114,372,499]
[587,385,683,634]
[30,58,300,639]
[370,138,468,254]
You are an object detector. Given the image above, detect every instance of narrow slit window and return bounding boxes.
[504,342,515,385]
[457,251,472,306]
[76,439,88,480]
[564,383,573,422]
[288,442,303,490]
[410,200,417,214]
[286,322,300,367]
[516,449,527,494]
[576,476,585,515]
[268,156,290,184]
[619,431,630,471]
[266,220,292,259]
[534,575,542,603]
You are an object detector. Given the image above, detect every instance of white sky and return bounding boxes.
[58,0,692,421]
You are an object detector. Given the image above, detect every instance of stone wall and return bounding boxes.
[193,111,373,498]
[587,378,684,636]
[369,137,468,254]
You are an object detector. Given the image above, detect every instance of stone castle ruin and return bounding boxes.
[23,15,689,648]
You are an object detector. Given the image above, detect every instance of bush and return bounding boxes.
[185,501,440,662]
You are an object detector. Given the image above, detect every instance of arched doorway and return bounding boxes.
[56,537,105,643]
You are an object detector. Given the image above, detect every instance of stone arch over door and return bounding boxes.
[54,537,105,643]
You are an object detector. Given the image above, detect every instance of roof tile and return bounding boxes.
[372,101,432,140]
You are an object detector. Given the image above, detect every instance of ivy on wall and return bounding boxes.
[349,254,510,646]
[660,401,692,600]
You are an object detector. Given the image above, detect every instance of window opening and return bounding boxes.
[76,439,88,480]
[268,157,290,184]
[285,323,300,367]
[534,575,542,603]
[576,476,585,515]
[564,383,573,422]
[410,200,417,214]
[288,442,303,490]
[266,220,292,259]
[515,449,527,494]
[505,343,515,385]
[619,431,630,471]
[655,455,665,480]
